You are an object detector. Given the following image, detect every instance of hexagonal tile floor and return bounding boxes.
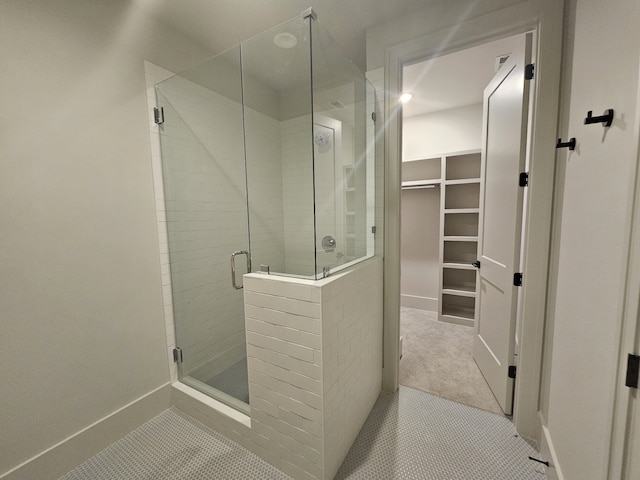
[59,387,547,479]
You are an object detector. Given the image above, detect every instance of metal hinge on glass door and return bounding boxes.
[173,347,183,364]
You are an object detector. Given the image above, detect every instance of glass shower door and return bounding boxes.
[155,45,251,413]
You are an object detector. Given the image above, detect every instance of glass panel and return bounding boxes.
[311,19,374,277]
[155,45,250,413]
[242,16,316,278]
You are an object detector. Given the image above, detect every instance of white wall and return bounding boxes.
[541,0,640,478]
[0,1,213,476]
[400,188,440,309]
[402,104,483,160]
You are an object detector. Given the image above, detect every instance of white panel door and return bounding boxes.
[473,34,531,415]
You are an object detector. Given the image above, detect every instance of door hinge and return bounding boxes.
[525,63,535,80]
[371,112,377,122]
[472,260,481,269]
[371,225,377,234]
[173,347,183,363]
[508,365,517,379]
[513,272,523,287]
[626,353,639,388]
[154,107,164,125]
[519,172,529,187]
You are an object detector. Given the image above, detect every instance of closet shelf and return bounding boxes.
[444,208,480,214]
[442,287,476,298]
[443,236,478,242]
[445,177,481,185]
[401,179,440,190]
[443,262,477,270]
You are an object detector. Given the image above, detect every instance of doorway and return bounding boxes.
[398,34,525,416]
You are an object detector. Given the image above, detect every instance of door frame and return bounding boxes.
[608,54,640,478]
[382,1,564,444]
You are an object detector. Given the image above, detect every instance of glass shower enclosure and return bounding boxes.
[155,10,378,412]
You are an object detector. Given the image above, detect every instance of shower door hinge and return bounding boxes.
[154,107,164,125]
[371,225,377,234]
[508,365,517,379]
[173,347,183,363]
[322,266,331,278]
[371,112,377,122]
[525,63,535,80]
[626,353,639,388]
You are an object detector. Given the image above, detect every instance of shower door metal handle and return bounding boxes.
[230,250,251,290]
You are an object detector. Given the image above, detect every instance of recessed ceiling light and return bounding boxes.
[273,32,298,49]
[399,92,413,103]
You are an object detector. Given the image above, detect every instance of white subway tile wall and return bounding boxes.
[244,107,286,273]
[321,258,383,478]
[155,71,249,381]
[244,274,325,478]
[243,257,382,479]
[281,116,316,276]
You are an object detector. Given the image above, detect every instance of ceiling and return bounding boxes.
[136,0,432,71]
[140,1,523,117]
[402,34,523,117]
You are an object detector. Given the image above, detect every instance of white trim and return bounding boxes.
[1,384,171,480]
[540,417,565,480]
[400,294,438,311]
[381,0,564,443]
[607,50,640,480]
[171,382,251,428]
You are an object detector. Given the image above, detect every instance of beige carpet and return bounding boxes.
[399,307,504,415]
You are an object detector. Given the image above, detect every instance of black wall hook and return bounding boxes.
[584,109,614,127]
[556,138,576,150]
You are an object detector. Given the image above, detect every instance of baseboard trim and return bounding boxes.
[1,383,172,480]
[539,415,565,480]
[400,294,438,311]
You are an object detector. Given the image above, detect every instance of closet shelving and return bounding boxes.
[439,150,481,327]
[401,150,482,326]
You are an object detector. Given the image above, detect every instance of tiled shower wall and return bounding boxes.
[281,115,316,276]
[154,73,250,379]
[321,258,383,478]
[145,62,287,380]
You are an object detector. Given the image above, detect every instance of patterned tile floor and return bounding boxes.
[60,386,547,480]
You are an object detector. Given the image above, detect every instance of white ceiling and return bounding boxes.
[139,0,523,117]
[402,34,523,117]
[136,0,432,70]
